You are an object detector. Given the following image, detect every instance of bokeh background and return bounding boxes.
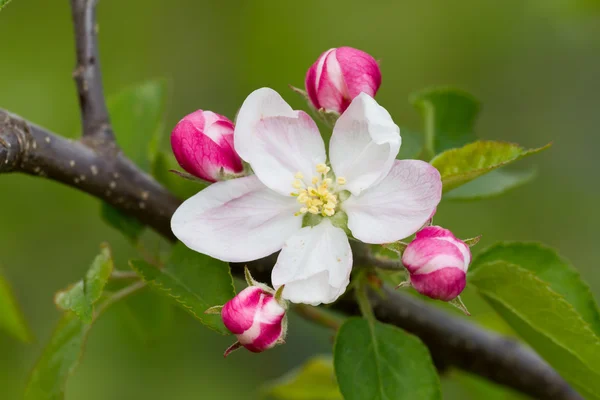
[1,0,599,399]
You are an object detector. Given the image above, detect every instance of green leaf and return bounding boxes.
[108,79,168,172]
[469,261,600,399]
[262,356,342,400]
[334,318,441,400]
[0,271,33,342]
[54,244,114,323]
[0,0,14,11]
[444,168,537,201]
[397,128,424,159]
[410,87,479,155]
[25,312,90,400]
[431,141,550,193]
[100,203,144,243]
[130,243,235,334]
[471,242,600,336]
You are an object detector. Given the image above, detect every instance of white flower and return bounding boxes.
[171,88,442,305]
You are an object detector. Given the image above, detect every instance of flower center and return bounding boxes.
[291,163,346,217]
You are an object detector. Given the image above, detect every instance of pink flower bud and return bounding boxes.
[305,47,382,114]
[221,286,286,355]
[402,226,471,301]
[170,110,243,182]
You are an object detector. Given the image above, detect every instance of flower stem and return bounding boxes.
[293,304,343,330]
[355,272,376,323]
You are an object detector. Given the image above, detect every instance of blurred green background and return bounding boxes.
[1,0,599,399]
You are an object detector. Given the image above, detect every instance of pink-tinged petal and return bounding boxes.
[171,110,243,182]
[171,175,302,262]
[242,297,286,352]
[315,50,348,113]
[305,49,335,109]
[222,286,263,334]
[248,111,326,196]
[413,226,471,270]
[335,47,381,100]
[410,268,466,301]
[343,160,442,243]
[272,219,352,305]
[234,88,297,161]
[402,239,466,274]
[330,93,401,195]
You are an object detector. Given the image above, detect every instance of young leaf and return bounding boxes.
[0,271,33,342]
[100,203,144,243]
[108,79,168,172]
[0,0,14,11]
[444,168,537,201]
[25,312,90,400]
[410,87,479,155]
[471,242,600,335]
[262,356,342,400]
[54,244,114,323]
[431,141,550,193]
[130,243,235,334]
[469,261,600,399]
[334,318,441,400]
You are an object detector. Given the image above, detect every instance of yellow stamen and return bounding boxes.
[316,163,329,173]
[337,177,347,185]
[290,165,342,217]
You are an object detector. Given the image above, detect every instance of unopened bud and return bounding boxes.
[170,110,243,182]
[402,226,471,301]
[305,47,381,114]
[221,286,286,356]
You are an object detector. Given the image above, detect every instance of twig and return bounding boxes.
[365,253,405,270]
[110,270,139,280]
[94,281,146,319]
[70,0,114,145]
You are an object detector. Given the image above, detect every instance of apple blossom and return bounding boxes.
[402,226,471,301]
[170,109,243,182]
[305,47,381,114]
[171,88,442,305]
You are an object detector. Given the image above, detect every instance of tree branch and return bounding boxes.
[70,0,114,145]
[0,109,179,239]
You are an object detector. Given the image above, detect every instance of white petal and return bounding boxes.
[272,219,352,305]
[234,88,297,161]
[343,160,442,243]
[329,93,401,195]
[171,175,302,262]
[247,111,326,196]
